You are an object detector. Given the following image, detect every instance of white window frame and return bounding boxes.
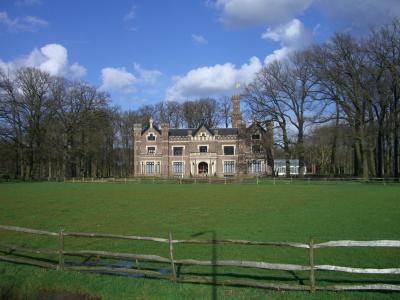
[144,160,161,174]
[172,161,185,174]
[146,145,157,154]
[223,160,235,174]
[198,144,209,153]
[147,132,157,141]
[249,160,263,173]
[172,145,185,156]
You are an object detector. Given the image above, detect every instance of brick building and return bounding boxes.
[133,95,273,177]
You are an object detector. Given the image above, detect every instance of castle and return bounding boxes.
[133,95,274,177]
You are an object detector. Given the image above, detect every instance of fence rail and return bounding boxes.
[0,224,399,293]
[2,176,400,185]
[57,176,400,186]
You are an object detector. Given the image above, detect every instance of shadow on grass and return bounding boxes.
[1,233,400,299]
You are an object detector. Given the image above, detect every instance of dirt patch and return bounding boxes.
[0,287,101,300]
[36,289,101,300]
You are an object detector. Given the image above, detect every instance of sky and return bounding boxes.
[1,0,399,110]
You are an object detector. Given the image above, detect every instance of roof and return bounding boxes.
[247,122,267,133]
[215,128,239,135]
[141,121,240,137]
[169,128,195,136]
[168,127,239,137]
[141,124,161,135]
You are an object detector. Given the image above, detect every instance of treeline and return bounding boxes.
[1,20,399,180]
[0,69,231,179]
[244,19,400,179]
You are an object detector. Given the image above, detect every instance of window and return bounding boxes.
[173,162,184,174]
[199,146,208,153]
[146,162,154,174]
[249,160,262,173]
[148,133,155,141]
[252,134,260,140]
[224,161,235,173]
[252,145,261,153]
[173,147,183,156]
[147,146,155,154]
[224,146,234,155]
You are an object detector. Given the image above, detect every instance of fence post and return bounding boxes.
[168,232,177,281]
[309,237,315,293]
[58,226,65,271]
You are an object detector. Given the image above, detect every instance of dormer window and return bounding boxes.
[252,145,261,153]
[201,133,206,138]
[148,133,156,141]
[224,146,235,155]
[173,147,183,156]
[199,146,208,153]
[252,134,260,140]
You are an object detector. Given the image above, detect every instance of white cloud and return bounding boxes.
[166,56,262,101]
[0,43,87,79]
[165,0,400,102]
[133,63,162,84]
[15,0,42,7]
[192,34,208,45]
[0,11,48,32]
[100,64,162,95]
[123,6,138,32]
[100,67,137,93]
[214,0,313,27]
[123,7,136,22]
[213,0,400,30]
[262,18,312,64]
[318,0,400,30]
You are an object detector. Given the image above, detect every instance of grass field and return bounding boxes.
[0,181,399,299]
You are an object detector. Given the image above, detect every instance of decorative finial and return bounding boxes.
[235,82,241,89]
[149,117,153,128]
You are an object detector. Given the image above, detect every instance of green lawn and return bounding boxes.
[0,181,399,299]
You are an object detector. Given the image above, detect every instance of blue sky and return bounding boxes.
[1,0,399,110]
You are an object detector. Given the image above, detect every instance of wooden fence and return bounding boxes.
[0,224,399,293]
[61,176,400,185]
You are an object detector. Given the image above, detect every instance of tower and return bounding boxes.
[231,95,242,128]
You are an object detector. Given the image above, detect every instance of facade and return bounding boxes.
[133,96,274,178]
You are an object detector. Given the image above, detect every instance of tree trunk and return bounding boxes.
[297,128,305,178]
[376,128,383,177]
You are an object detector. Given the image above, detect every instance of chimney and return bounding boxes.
[161,123,169,138]
[231,95,242,128]
[133,123,142,137]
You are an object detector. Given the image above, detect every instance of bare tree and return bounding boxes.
[218,96,232,128]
